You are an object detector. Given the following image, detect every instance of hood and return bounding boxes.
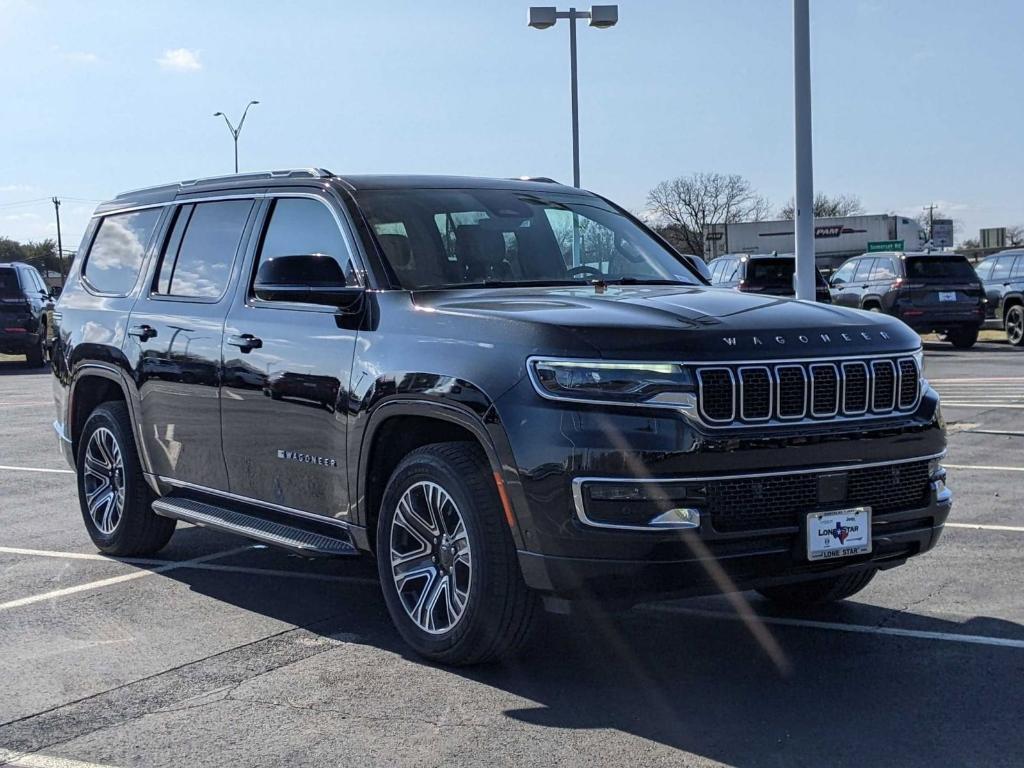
[412,285,920,361]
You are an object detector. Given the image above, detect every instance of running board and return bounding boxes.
[152,497,358,557]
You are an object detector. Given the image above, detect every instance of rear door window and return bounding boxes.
[1011,256,1024,278]
[154,200,253,300]
[851,258,875,283]
[869,258,896,281]
[84,208,162,296]
[990,256,1012,282]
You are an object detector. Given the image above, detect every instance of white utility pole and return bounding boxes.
[793,0,816,301]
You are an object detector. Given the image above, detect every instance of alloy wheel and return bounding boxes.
[1007,307,1024,346]
[82,427,125,534]
[389,480,472,634]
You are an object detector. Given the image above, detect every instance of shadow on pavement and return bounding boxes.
[143,526,1024,767]
[0,358,48,375]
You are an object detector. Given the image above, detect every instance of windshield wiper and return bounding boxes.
[595,277,694,286]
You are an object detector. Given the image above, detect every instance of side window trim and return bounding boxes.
[147,199,256,304]
[242,192,364,314]
[80,205,167,298]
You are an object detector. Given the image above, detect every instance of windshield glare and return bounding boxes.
[356,188,701,290]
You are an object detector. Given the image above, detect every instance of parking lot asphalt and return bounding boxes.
[0,342,1022,768]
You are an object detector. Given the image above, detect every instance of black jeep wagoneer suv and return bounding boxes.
[52,170,950,665]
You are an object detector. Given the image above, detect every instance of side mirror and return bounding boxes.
[253,254,361,307]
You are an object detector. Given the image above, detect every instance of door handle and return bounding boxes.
[127,324,157,341]
[226,333,262,352]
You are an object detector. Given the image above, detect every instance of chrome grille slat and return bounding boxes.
[695,355,921,427]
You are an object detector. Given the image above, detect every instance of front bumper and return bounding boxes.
[518,485,951,602]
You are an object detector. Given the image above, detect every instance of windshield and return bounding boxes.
[905,256,977,281]
[355,188,701,289]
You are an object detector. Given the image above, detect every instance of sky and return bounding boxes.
[1,0,1021,250]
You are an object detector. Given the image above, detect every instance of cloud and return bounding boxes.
[157,48,202,72]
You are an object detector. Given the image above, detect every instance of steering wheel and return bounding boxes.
[566,265,604,280]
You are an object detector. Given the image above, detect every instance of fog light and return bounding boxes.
[647,508,701,529]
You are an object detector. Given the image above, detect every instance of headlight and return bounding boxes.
[913,348,925,376]
[529,358,694,404]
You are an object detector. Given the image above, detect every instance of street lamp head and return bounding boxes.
[589,5,618,28]
[213,111,223,116]
[249,100,260,106]
[528,6,557,29]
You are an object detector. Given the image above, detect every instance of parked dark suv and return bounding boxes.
[0,261,55,366]
[708,253,831,302]
[52,170,950,665]
[829,251,984,348]
[975,249,1024,346]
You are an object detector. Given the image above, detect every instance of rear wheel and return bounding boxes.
[947,326,979,349]
[376,442,537,665]
[77,402,176,555]
[1005,305,1024,347]
[25,331,45,367]
[756,569,877,607]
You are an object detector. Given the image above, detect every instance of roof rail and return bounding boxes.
[115,168,334,199]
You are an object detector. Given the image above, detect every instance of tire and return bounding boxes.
[25,332,45,367]
[1005,305,1024,347]
[376,442,537,665]
[76,402,176,556]
[864,304,881,313]
[756,569,876,607]
[947,326,979,349]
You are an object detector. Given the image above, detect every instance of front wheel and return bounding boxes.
[947,326,979,349]
[756,569,877,607]
[1006,305,1024,347]
[376,442,537,665]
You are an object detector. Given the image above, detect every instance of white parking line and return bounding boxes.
[0,465,74,474]
[0,545,377,585]
[0,546,254,612]
[0,749,120,768]
[947,523,1024,533]
[647,605,1024,650]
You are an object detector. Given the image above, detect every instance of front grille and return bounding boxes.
[697,368,734,422]
[698,355,920,427]
[707,460,933,533]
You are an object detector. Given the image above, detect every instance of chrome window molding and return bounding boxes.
[571,451,946,532]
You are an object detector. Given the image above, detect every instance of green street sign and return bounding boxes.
[867,240,904,252]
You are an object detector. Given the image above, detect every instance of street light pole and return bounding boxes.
[529,6,618,188]
[213,100,260,174]
[792,0,816,302]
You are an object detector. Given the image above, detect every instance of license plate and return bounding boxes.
[938,291,957,302]
[806,508,871,561]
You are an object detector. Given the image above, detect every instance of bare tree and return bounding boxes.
[1006,225,1024,247]
[646,172,771,256]
[779,192,863,220]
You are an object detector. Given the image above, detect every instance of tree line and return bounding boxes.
[0,237,67,276]
[645,172,865,257]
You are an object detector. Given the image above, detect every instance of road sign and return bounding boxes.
[867,240,904,252]
[932,219,954,248]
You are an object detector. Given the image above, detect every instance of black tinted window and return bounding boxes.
[0,269,20,294]
[746,258,794,286]
[905,256,976,281]
[255,198,355,288]
[85,209,161,295]
[156,201,252,299]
